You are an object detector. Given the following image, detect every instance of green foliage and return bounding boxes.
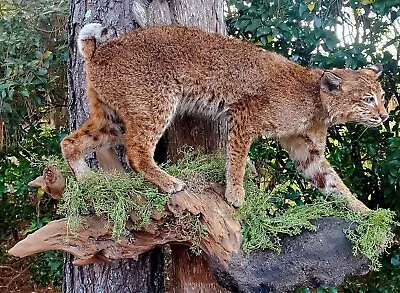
[227,0,399,73]
[328,122,400,215]
[52,151,224,252]
[166,148,226,182]
[56,150,225,242]
[344,247,400,292]
[0,0,68,145]
[345,209,396,271]
[249,139,321,207]
[55,151,396,271]
[187,213,209,255]
[29,251,63,287]
[58,170,170,240]
[237,184,334,252]
[0,125,63,240]
[237,179,397,271]
[0,1,68,286]
[0,124,64,287]
[227,0,400,290]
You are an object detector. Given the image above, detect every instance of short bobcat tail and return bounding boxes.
[78,23,115,59]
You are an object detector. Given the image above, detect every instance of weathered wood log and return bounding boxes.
[11,177,240,266]
[28,165,66,202]
[9,167,370,292]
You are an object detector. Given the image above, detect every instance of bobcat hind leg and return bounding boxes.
[61,117,123,180]
[123,103,185,194]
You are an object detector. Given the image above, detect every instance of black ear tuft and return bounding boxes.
[366,64,383,79]
[320,71,342,92]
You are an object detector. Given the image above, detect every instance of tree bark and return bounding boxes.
[62,250,164,293]
[169,244,228,293]
[66,1,162,292]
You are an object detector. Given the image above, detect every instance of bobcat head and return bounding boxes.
[320,64,388,126]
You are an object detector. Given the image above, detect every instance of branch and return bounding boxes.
[10,167,371,292]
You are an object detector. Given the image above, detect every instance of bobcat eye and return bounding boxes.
[364,95,376,105]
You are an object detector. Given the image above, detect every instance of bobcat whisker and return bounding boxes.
[355,125,372,141]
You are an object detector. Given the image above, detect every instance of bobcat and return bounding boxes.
[61,23,388,212]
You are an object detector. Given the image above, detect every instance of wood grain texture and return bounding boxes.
[9,178,241,265]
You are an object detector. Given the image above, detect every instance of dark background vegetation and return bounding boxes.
[0,0,399,291]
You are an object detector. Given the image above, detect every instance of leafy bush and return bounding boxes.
[0,0,68,145]
[29,251,64,287]
[0,124,65,287]
[0,126,63,239]
[0,1,68,287]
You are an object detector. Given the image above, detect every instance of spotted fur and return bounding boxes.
[61,24,388,212]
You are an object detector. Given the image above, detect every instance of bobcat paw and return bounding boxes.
[160,177,186,194]
[349,198,371,213]
[225,185,245,208]
[69,159,94,181]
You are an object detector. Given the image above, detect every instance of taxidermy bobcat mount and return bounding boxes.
[61,23,388,212]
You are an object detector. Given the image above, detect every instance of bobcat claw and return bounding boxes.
[227,197,244,208]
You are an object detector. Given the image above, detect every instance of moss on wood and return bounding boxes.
[46,151,397,270]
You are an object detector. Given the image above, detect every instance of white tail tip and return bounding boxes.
[78,23,116,58]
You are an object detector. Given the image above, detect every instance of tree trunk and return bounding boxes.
[169,244,228,293]
[65,1,162,292]
[66,0,226,292]
[144,1,228,292]
[63,249,164,293]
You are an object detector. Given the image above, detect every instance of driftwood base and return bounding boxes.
[9,167,370,292]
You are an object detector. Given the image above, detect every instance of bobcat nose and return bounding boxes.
[380,113,389,122]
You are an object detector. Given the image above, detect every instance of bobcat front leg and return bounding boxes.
[280,125,370,213]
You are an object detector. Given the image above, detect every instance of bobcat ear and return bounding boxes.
[320,71,341,92]
[360,64,383,79]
